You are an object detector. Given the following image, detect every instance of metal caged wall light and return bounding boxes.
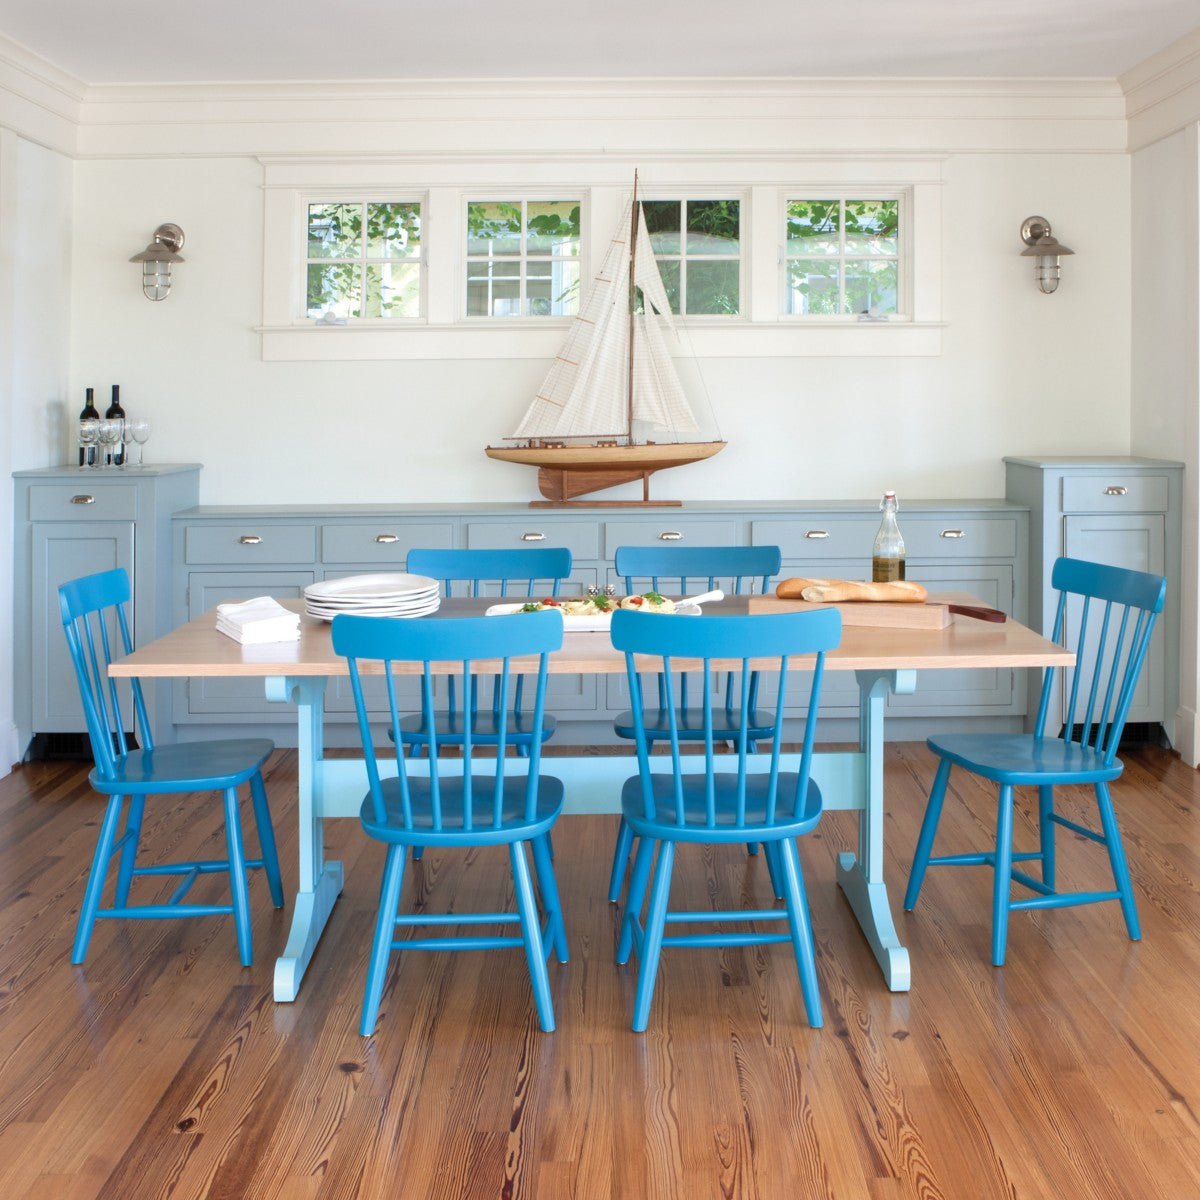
[130,223,185,301]
[1020,216,1073,295]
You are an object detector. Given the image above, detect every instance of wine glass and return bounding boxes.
[120,419,136,469]
[96,418,121,467]
[78,418,100,468]
[129,418,151,466]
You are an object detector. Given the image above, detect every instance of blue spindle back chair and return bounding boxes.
[610,605,841,1032]
[58,568,283,966]
[607,543,783,902]
[399,547,573,756]
[332,609,568,1036]
[905,556,1167,965]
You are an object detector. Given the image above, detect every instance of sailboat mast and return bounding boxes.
[626,171,639,445]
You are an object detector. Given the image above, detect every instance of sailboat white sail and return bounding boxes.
[485,181,726,507]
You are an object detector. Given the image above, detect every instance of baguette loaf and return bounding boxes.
[775,577,928,604]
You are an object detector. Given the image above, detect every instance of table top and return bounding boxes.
[110,596,1073,679]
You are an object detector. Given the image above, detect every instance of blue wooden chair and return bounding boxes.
[607,543,783,902]
[400,547,573,756]
[59,568,284,967]
[333,609,569,1036]
[611,605,841,1032]
[904,556,1167,966]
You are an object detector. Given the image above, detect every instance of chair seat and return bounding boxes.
[612,707,776,743]
[90,737,276,795]
[397,711,557,745]
[360,773,564,846]
[621,771,822,843]
[926,732,1124,786]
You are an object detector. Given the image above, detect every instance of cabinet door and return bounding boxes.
[1063,514,1165,725]
[32,522,135,731]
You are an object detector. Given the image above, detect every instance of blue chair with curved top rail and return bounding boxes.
[611,605,840,1032]
[904,556,1167,966]
[400,546,573,756]
[59,568,284,967]
[333,609,568,1035]
[607,543,783,902]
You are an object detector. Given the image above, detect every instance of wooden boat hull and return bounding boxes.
[484,440,726,506]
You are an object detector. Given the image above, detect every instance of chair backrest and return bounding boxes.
[610,607,841,828]
[332,610,564,830]
[406,547,573,599]
[58,567,153,778]
[614,544,782,597]
[1036,556,1167,763]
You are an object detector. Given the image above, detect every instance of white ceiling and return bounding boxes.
[0,0,1197,86]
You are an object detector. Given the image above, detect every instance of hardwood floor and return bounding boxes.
[0,743,1196,1199]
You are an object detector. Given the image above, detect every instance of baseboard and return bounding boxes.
[1174,705,1199,768]
[0,721,19,778]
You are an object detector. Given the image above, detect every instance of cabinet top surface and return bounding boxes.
[1003,455,1184,469]
[14,463,203,480]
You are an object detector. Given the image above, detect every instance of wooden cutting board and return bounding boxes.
[748,593,953,629]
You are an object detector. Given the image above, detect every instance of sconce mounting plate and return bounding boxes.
[154,223,185,253]
[1020,216,1051,246]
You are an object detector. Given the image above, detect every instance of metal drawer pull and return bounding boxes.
[1104,486,1128,496]
[940,529,965,539]
[70,495,96,505]
[521,532,546,542]
[658,531,683,541]
[375,534,398,544]
[238,535,263,545]
[804,530,829,539]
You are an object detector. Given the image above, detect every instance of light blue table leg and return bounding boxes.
[268,675,345,1002]
[833,669,916,992]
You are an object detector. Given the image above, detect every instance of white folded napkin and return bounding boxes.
[216,596,301,644]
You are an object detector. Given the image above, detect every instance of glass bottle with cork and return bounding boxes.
[872,491,906,582]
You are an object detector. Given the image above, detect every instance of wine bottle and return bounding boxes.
[105,385,126,467]
[872,491,906,582]
[78,387,100,468]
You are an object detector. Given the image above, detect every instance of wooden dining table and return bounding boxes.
[109,595,1072,1002]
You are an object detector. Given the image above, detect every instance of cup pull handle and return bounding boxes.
[70,495,96,505]
[375,533,398,544]
[238,535,263,545]
[940,529,965,539]
[1104,486,1128,496]
[658,531,683,541]
[804,530,829,539]
[521,532,546,542]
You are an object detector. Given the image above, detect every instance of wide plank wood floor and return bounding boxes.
[0,742,1196,1199]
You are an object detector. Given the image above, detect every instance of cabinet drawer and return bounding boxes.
[29,483,138,522]
[322,522,453,564]
[466,520,599,560]
[752,518,878,561]
[603,519,737,557]
[184,523,316,564]
[902,517,1019,559]
[1061,475,1169,514]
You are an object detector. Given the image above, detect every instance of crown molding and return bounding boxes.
[0,32,83,154]
[1122,28,1200,151]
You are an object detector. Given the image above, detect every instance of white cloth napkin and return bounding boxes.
[216,596,301,645]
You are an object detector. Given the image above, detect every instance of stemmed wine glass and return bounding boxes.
[78,418,100,468]
[96,418,121,467]
[128,418,151,466]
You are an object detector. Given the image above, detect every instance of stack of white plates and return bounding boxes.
[304,573,441,621]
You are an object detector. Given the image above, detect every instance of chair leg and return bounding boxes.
[617,836,656,964]
[1094,781,1142,941]
[1037,784,1056,890]
[991,784,1016,967]
[607,818,635,903]
[511,840,555,1033]
[223,787,254,967]
[360,843,407,1036]
[531,834,569,963]
[113,793,145,907]
[762,841,783,900]
[632,840,675,1032]
[72,793,126,964]
[904,757,952,911]
[249,771,285,908]
[777,838,823,1028]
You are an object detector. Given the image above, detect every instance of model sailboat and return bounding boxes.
[484,179,726,507]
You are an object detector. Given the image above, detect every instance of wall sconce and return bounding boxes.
[1020,216,1073,295]
[130,223,185,301]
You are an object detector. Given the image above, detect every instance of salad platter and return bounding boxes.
[485,592,701,632]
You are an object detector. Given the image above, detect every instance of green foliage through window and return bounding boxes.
[641,199,740,316]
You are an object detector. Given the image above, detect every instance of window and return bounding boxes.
[641,199,741,316]
[784,199,900,317]
[306,201,423,320]
[465,200,581,317]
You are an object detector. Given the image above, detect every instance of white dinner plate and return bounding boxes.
[304,573,439,602]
